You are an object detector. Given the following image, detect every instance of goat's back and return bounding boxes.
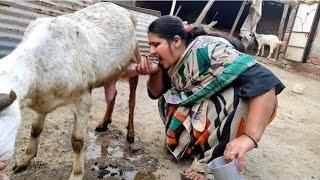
[256,34,281,45]
[16,2,136,111]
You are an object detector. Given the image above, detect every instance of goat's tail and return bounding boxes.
[130,15,138,28]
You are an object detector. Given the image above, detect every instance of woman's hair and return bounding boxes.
[148,15,188,43]
[148,15,246,53]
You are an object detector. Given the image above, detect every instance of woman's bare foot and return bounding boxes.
[181,167,207,180]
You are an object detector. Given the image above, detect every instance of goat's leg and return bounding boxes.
[69,92,91,180]
[95,82,117,132]
[13,113,47,173]
[127,75,138,143]
[261,45,265,57]
[256,44,261,56]
[267,45,276,60]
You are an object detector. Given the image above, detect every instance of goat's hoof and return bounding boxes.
[127,135,134,143]
[12,164,28,174]
[95,124,108,132]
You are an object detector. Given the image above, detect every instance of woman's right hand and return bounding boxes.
[136,56,160,75]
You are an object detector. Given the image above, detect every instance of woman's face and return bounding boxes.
[147,32,181,69]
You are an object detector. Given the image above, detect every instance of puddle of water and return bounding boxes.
[86,131,101,159]
[90,163,156,180]
[107,146,124,158]
[90,163,124,179]
[85,127,159,179]
[132,171,156,180]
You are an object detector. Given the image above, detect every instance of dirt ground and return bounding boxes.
[3,58,320,180]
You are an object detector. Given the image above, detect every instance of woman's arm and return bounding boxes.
[246,87,276,142]
[224,88,277,170]
[147,69,165,98]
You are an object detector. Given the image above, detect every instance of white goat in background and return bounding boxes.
[252,32,283,59]
[0,2,137,180]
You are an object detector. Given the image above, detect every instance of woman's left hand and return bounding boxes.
[223,135,256,171]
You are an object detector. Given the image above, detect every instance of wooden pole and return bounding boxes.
[169,0,177,15]
[275,4,289,60]
[174,5,182,16]
[195,0,215,25]
[230,1,246,36]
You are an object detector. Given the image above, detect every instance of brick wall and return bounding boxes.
[258,57,320,80]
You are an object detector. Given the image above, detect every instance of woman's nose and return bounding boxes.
[149,46,156,55]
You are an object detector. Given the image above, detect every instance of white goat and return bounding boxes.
[0,2,137,180]
[253,33,283,59]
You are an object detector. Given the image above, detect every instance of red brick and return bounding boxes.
[308,53,320,65]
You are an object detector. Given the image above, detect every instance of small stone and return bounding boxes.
[292,83,305,94]
[110,172,117,176]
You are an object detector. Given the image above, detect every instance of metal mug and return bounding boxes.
[205,156,244,180]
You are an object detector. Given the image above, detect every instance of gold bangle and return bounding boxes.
[242,132,258,148]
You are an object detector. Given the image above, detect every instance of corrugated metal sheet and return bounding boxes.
[127,7,159,57]
[0,1,160,58]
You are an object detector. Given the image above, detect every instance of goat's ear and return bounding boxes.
[0,90,17,111]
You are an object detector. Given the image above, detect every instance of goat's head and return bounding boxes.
[249,32,257,38]
[249,32,259,43]
[0,90,21,161]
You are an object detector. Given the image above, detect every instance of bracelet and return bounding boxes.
[241,132,258,148]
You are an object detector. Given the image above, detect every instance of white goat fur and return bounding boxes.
[0,2,136,180]
[254,33,283,59]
